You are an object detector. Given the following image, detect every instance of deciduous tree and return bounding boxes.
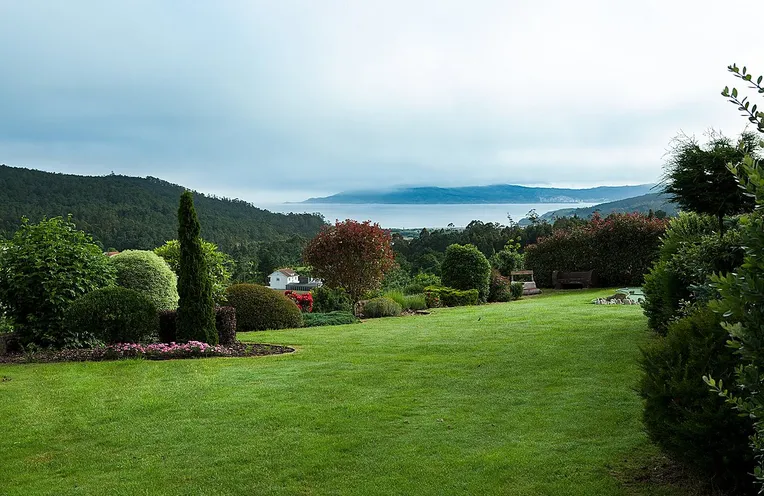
[303,220,396,303]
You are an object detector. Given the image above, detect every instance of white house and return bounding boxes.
[267,269,300,290]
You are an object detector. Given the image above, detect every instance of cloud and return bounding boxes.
[0,0,762,202]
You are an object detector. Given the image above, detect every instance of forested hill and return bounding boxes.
[0,165,326,251]
[536,192,678,222]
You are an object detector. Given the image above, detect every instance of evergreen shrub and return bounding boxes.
[510,281,524,300]
[158,306,239,344]
[311,286,352,313]
[639,306,754,491]
[66,287,158,344]
[225,284,303,331]
[424,287,479,307]
[110,250,178,310]
[361,297,402,318]
[488,270,512,302]
[441,244,491,302]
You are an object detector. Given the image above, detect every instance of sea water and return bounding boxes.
[261,203,596,229]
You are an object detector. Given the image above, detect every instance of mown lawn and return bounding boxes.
[0,290,677,495]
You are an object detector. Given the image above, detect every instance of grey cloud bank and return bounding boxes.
[0,0,761,204]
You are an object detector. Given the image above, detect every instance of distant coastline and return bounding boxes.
[302,183,655,205]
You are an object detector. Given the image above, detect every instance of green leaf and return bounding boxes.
[732,87,738,98]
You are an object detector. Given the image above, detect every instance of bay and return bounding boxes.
[261,203,596,229]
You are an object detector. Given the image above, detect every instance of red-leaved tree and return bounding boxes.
[303,220,396,303]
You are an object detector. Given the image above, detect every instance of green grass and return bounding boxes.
[0,290,682,495]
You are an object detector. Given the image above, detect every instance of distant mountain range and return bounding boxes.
[303,184,655,204]
[526,192,677,224]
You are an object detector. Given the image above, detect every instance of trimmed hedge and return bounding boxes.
[303,311,359,327]
[158,306,238,344]
[639,306,755,491]
[524,213,668,287]
[361,297,402,318]
[110,250,179,311]
[441,244,491,302]
[425,286,479,307]
[66,287,158,344]
[225,284,303,331]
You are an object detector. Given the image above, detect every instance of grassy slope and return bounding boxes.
[0,290,671,495]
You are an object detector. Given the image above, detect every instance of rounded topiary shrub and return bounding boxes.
[110,250,179,311]
[361,297,402,318]
[66,287,158,344]
[441,244,491,303]
[639,306,755,492]
[225,284,303,331]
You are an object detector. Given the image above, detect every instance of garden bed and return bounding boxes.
[0,341,293,364]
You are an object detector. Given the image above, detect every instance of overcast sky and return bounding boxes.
[1,1,762,203]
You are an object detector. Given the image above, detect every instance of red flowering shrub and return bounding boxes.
[524,213,669,287]
[284,290,313,312]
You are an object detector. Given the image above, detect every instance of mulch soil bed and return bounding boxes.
[0,342,294,364]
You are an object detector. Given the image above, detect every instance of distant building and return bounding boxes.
[267,269,300,290]
[286,275,323,292]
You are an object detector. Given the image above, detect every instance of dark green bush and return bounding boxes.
[510,281,524,300]
[66,287,158,344]
[158,310,177,343]
[403,273,442,295]
[488,270,512,302]
[176,191,217,345]
[110,250,178,311]
[639,306,754,492]
[303,311,359,327]
[157,306,238,344]
[441,244,491,302]
[525,213,668,288]
[491,246,524,277]
[215,306,237,345]
[424,290,441,308]
[0,217,115,348]
[225,284,303,331]
[361,297,402,318]
[425,286,479,307]
[642,213,744,334]
[311,286,352,313]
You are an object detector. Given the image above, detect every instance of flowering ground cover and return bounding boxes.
[0,290,698,495]
[0,341,292,364]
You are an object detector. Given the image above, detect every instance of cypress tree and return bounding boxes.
[176,191,217,344]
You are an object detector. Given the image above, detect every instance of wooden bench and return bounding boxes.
[552,270,596,289]
[510,270,542,296]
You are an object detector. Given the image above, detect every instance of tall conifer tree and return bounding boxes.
[176,191,217,344]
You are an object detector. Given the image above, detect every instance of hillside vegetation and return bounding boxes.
[536,193,677,222]
[0,165,325,251]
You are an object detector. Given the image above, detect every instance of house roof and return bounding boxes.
[274,268,298,277]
